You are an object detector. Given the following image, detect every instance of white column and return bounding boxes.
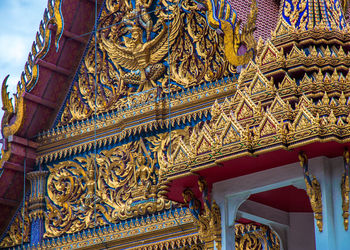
[215,194,248,250]
[213,162,305,249]
[330,157,350,250]
[310,156,350,250]
[312,157,336,250]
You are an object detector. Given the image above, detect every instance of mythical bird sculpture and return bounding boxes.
[101,6,181,92]
[203,0,257,66]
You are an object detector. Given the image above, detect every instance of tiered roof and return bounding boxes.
[1,0,350,248]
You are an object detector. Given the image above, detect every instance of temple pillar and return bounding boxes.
[309,156,350,250]
[26,170,48,246]
[332,156,350,250]
[213,161,316,250]
[215,194,249,250]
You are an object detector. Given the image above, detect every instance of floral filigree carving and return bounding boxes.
[235,223,280,250]
[0,202,30,248]
[58,0,253,125]
[45,139,170,237]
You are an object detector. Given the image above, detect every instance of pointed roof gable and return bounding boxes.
[55,2,239,127]
[2,0,350,247]
[0,0,103,236]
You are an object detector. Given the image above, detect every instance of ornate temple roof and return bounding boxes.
[164,0,350,201]
[1,0,350,247]
[0,0,103,236]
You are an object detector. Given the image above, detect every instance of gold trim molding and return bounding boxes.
[235,223,280,250]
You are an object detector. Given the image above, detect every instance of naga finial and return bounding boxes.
[204,0,258,66]
[1,75,14,135]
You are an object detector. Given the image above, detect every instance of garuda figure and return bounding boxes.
[101,5,181,92]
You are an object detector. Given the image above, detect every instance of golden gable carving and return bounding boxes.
[58,0,258,126]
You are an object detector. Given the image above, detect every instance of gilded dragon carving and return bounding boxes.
[204,0,257,66]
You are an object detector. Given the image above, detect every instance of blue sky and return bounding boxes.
[0,0,47,95]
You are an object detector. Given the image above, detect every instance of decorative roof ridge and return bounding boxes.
[37,111,210,164]
[37,108,210,164]
[256,40,281,65]
[247,69,275,95]
[166,90,350,177]
[37,78,235,143]
[271,18,290,38]
[161,53,350,177]
[38,67,350,164]
[0,0,64,168]
[7,0,64,92]
[238,41,350,89]
[19,206,194,249]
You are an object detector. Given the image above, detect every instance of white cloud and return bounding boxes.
[0,35,28,66]
[0,0,47,94]
[0,0,47,120]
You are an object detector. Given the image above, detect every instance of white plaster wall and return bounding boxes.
[288,212,316,250]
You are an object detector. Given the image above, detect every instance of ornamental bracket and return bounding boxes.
[182,177,221,250]
[298,151,323,232]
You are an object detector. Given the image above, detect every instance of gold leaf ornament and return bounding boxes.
[45,140,171,237]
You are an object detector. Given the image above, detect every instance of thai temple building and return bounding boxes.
[1,0,350,249]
